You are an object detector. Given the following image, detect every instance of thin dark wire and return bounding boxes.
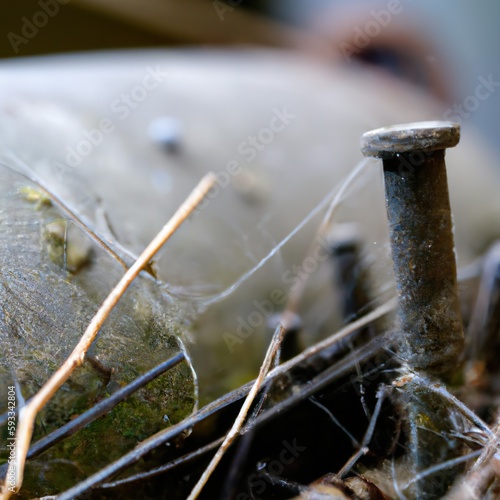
[241,336,392,436]
[338,385,386,477]
[309,396,360,448]
[97,437,224,490]
[0,353,187,485]
[57,319,391,498]
[56,382,253,499]
[220,426,256,499]
[27,352,185,460]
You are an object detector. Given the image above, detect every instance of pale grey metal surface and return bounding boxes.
[1,49,499,394]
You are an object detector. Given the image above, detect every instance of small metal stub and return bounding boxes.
[148,116,183,154]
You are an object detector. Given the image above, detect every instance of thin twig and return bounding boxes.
[186,324,287,499]
[243,336,392,438]
[187,160,375,500]
[57,382,252,499]
[187,313,392,499]
[267,298,396,382]
[53,300,393,498]
[1,173,216,499]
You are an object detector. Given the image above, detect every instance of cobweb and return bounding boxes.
[0,121,499,498]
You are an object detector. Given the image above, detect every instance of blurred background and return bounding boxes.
[0,0,499,152]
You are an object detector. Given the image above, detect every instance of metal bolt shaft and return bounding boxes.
[360,121,463,374]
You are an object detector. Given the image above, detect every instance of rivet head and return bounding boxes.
[360,121,460,159]
[148,116,183,153]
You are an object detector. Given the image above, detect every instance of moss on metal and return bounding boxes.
[0,166,197,497]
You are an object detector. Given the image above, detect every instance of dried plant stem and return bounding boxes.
[268,298,396,382]
[1,173,216,500]
[187,324,287,500]
[48,299,394,499]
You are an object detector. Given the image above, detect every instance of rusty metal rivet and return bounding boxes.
[360,121,463,374]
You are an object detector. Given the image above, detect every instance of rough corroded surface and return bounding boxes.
[362,122,464,373]
[393,373,467,499]
[360,121,460,159]
[384,151,464,372]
